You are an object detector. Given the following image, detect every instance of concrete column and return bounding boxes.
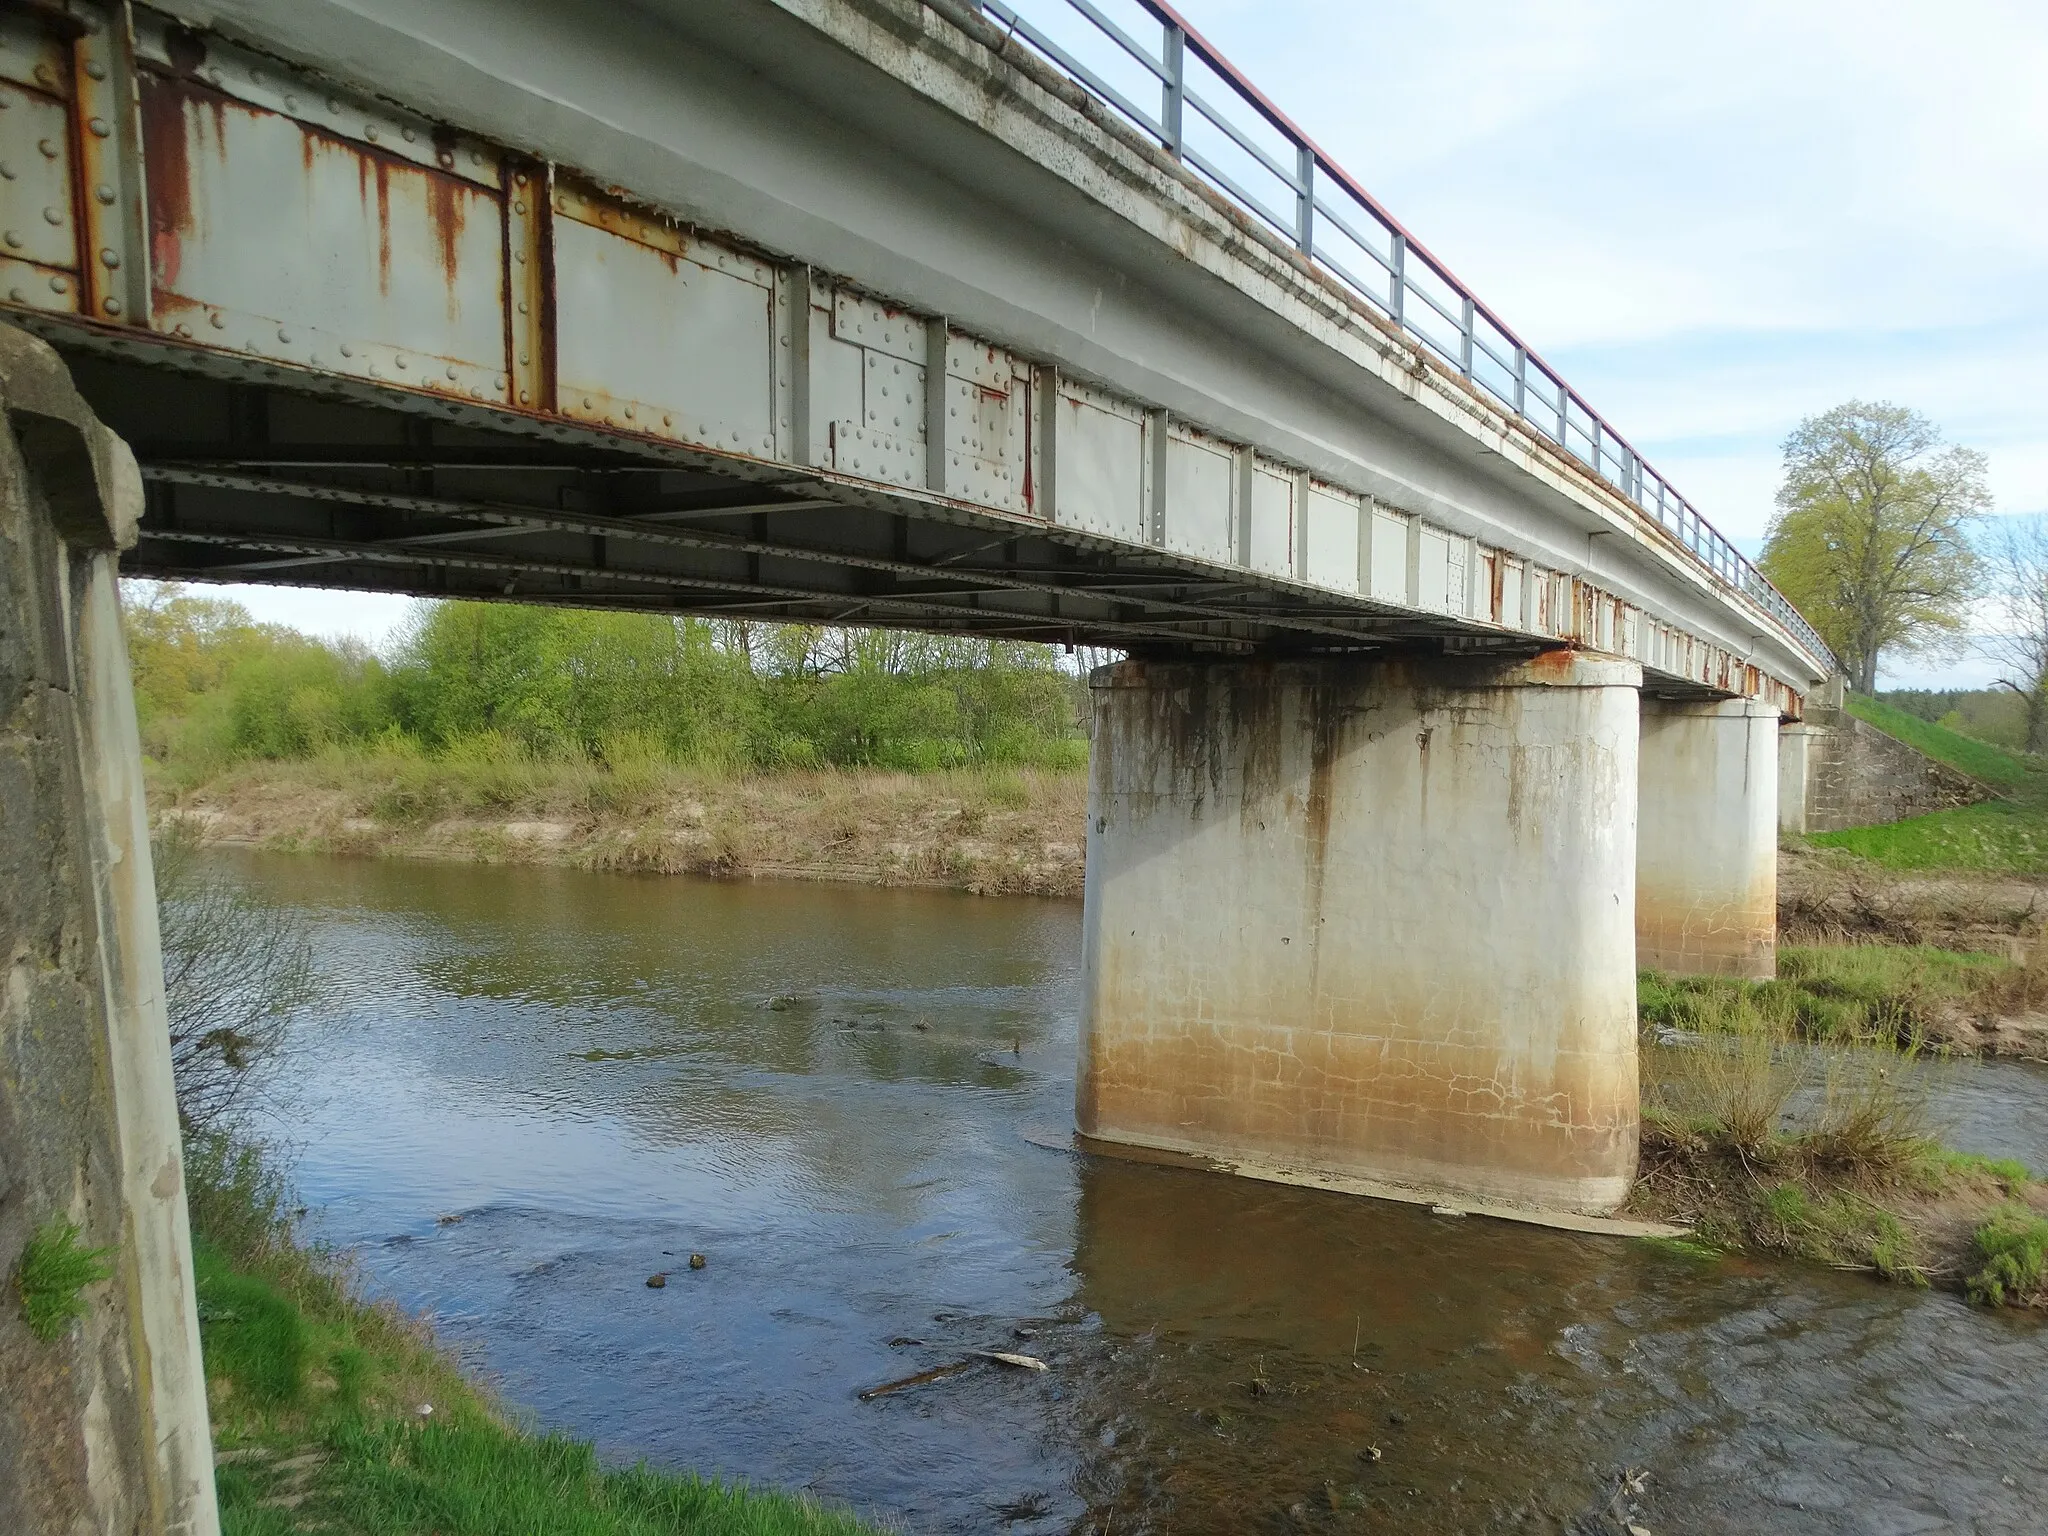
[1076,650,1641,1215]
[0,327,219,1536]
[1636,696,1780,979]
[1778,723,1820,836]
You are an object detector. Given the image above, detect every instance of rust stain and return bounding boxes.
[424,171,469,307]
[1525,646,1580,682]
[374,158,392,295]
[138,76,193,292]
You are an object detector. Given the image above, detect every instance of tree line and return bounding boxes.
[127,593,1090,777]
[1757,401,2046,748]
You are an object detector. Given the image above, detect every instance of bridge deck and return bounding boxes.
[0,0,1828,707]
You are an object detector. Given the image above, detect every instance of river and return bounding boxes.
[222,850,2048,1535]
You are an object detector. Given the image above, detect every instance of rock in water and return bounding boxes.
[689,1253,707,1270]
[646,1273,667,1288]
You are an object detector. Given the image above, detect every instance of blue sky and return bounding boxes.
[205,0,2046,685]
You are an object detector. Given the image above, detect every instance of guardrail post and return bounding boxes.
[1458,296,1474,377]
[1513,345,1526,415]
[1389,231,1406,327]
[1296,144,1315,253]
[1161,22,1185,156]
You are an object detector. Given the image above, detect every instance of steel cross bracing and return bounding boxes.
[973,0,1835,671]
[0,0,1823,710]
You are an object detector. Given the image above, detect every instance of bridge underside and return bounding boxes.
[76,348,1538,658]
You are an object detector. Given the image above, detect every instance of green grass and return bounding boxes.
[1844,694,2034,787]
[1963,1206,2048,1307]
[1639,943,2017,1047]
[192,1142,887,1536]
[13,1217,115,1342]
[1806,696,2048,872]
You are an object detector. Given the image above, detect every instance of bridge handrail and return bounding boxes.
[968,0,1838,673]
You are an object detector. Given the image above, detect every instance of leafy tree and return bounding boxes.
[1759,402,1988,692]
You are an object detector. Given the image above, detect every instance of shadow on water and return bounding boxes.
[219,851,2047,1535]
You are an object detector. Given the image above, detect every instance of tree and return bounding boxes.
[1759,402,1988,692]
[1981,515,2048,753]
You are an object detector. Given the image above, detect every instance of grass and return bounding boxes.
[1843,694,2035,788]
[1806,696,2048,872]
[158,748,1088,898]
[1631,964,2047,1302]
[1963,1206,2048,1307]
[191,1136,887,1535]
[13,1217,115,1342]
[1638,943,2025,1049]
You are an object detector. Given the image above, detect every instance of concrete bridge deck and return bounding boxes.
[0,0,1828,707]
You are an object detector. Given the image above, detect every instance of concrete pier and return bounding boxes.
[0,328,218,1536]
[1636,696,1780,979]
[1076,652,1642,1214]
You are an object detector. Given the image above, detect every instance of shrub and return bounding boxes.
[1964,1207,2048,1307]
[13,1217,114,1342]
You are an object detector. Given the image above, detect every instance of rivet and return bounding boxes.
[662,414,673,428]
[623,404,634,419]
[8,288,22,302]
[94,183,114,204]
[364,125,378,142]
[38,138,58,158]
[514,172,527,187]
[513,250,525,264]
[277,326,291,342]
[519,388,531,403]
[100,248,119,267]
[339,342,353,356]
[175,322,191,337]
[207,67,223,85]
[471,150,486,166]
[401,126,416,142]
[494,374,508,390]
[446,365,457,380]
[2,231,18,248]
[250,69,265,86]
[437,151,453,167]
[85,60,107,81]
[518,352,530,366]
[327,98,343,114]
[89,117,111,138]
[102,297,120,315]
[41,206,61,225]
[49,275,67,293]
[582,395,594,409]
[34,62,54,85]
[209,311,226,328]
[515,300,528,315]
[285,94,299,113]
[513,199,525,214]
[394,353,408,368]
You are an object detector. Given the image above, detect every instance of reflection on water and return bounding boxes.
[227,851,2048,1535]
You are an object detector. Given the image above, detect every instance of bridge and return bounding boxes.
[5,0,1832,1289]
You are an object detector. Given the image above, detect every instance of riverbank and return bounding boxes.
[156,754,1088,898]
[187,1136,886,1536]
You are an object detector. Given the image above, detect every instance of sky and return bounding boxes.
[201,0,2047,686]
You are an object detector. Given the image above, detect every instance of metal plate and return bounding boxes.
[1417,525,1452,612]
[0,12,68,96]
[1247,462,1294,576]
[141,73,509,403]
[831,419,924,486]
[0,81,78,270]
[1054,381,1145,542]
[832,290,925,364]
[1369,506,1407,604]
[863,349,924,438]
[944,372,1024,512]
[555,214,776,454]
[1162,425,1232,562]
[945,333,1015,391]
[1303,481,1359,594]
[133,9,501,189]
[0,251,79,312]
[1500,559,1524,631]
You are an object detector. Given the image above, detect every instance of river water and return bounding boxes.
[223,851,2048,1535]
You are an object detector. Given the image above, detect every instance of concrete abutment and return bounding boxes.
[1636,696,1780,979]
[1076,651,1643,1214]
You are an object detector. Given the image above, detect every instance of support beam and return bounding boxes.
[1076,650,1642,1214]
[1637,696,1780,979]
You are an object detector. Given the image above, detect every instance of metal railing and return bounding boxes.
[968,0,1836,670]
